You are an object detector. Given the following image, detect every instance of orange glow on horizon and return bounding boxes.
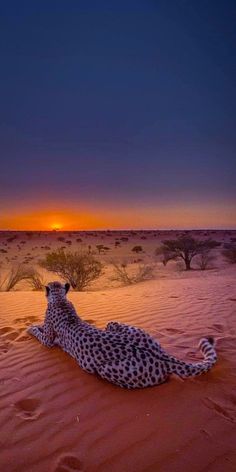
[0,202,235,230]
[50,223,63,231]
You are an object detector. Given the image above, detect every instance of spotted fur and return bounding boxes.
[28,282,217,389]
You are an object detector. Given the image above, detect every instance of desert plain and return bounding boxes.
[0,229,236,472]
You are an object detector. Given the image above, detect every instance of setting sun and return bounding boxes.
[50,223,63,231]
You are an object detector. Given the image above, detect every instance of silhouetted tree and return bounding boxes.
[155,235,220,270]
[96,244,104,254]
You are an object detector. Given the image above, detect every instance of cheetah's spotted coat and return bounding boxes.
[28,282,217,389]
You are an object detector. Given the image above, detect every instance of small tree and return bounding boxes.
[96,244,104,254]
[222,243,236,264]
[155,235,220,270]
[40,248,102,290]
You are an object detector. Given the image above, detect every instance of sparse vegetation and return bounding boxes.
[111,261,155,286]
[195,251,215,270]
[0,264,33,291]
[96,244,105,254]
[40,248,102,290]
[96,244,110,254]
[132,246,143,254]
[27,268,45,290]
[222,243,236,264]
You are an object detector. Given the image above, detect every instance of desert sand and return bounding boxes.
[0,230,236,471]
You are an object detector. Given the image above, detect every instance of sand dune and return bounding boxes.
[0,267,236,472]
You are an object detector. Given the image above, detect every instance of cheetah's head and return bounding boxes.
[45,281,70,301]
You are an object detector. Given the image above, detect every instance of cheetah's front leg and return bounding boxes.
[105,322,129,334]
[28,322,55,348]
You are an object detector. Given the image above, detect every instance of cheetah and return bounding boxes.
[28,282,217,389]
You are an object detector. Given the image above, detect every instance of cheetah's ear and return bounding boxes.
[45,286,50,296]
[65,283,70,293]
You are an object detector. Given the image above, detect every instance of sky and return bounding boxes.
[0,0,235,230]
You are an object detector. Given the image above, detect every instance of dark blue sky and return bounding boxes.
[0,0,235,228]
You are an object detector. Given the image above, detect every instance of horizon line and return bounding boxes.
[0,228,235,232]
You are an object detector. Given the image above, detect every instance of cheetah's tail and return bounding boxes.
[165,336,217,378]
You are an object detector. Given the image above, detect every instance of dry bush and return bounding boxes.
[0,264,33,291]
[194,251,215,270]
[222,244,236,264]
[132,245,143,254]
[111,261,155,286]
[27,268,45,290]
[40,248,102,291]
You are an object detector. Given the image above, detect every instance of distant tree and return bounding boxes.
[155,235,220,270]
[96,244,104,254]
[96,244,110,254]
[132,246,143,254]
[222,243,236,264]
[40,248,102,290]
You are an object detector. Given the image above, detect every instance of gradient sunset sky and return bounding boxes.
[0,0,235,230]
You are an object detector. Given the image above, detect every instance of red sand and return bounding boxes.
[0,266,236,471]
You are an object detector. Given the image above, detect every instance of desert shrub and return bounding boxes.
[194,251,215,270]
[7,236,17,243]
[111,262,155,286]
[96,244,110,254]
[27,268,45,290]
[57,237,65,242]
[0,264,33,291]
[132,246,143,254]
[222,244,236,264]
[155,235,220,270]
[40,248,102,291]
